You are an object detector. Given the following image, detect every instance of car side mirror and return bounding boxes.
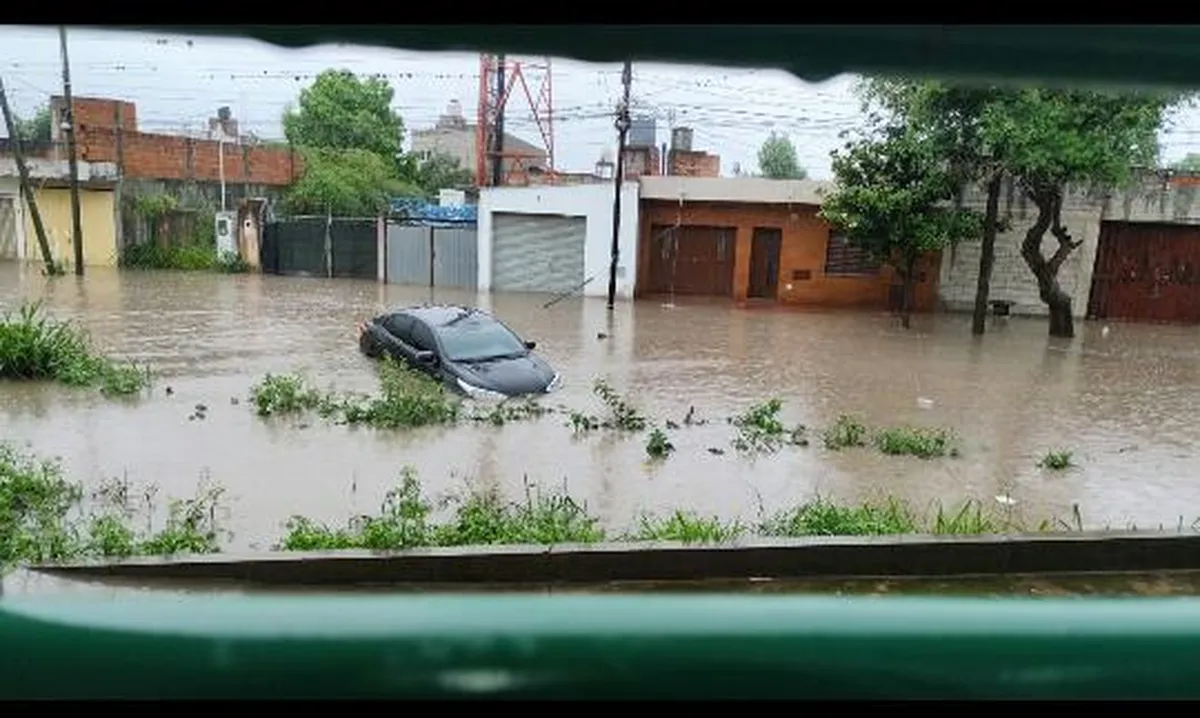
[414,350,437,365]
[524,340,537,351]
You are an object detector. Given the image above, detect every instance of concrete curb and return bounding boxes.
[31,531,1200,587]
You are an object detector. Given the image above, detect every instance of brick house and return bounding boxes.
[636,176,941,311]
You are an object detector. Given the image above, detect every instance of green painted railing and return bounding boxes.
[4,594,1200,698]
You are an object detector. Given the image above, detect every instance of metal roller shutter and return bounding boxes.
[491,212,586,293]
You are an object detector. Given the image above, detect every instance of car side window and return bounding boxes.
[409,322,437,353]
[381,313,412,343]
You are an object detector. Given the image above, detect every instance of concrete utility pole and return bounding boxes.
[0,76,56,274]
[606,60,632,311]
[59,26,85,276]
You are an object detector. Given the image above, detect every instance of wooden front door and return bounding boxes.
[748,227,782,299]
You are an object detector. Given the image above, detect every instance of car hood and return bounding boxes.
[450,354,555,396]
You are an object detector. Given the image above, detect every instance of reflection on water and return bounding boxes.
[2,263,1199,551]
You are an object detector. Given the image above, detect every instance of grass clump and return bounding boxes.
[760,497,1011,538]
[122,242,250,274]
[874,426,960,459]
[469,398,550,427]
[122,242,219,271]
[730,398,807,453]
[761,497,919,537]
[279,469,604,551]
[632,510,744,544]
[822,414,868,450]
[249,373,325,416]
[338,358,460,428]
[592,378,647,431]
[1038,449,1074,471]
[434,480,604,546]
[645,427,675,459]
[0,302,151,396]
[248,358,462,429]
[0,445,227,572]
[565,379,648,434]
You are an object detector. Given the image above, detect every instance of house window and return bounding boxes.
[824,232,880,276]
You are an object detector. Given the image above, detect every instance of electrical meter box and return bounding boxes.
[214,211,237,257]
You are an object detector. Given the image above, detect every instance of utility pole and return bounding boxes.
[0,76,56,274]
[491,54,505,187]
[606,60,632,311]
[59,26,84,276]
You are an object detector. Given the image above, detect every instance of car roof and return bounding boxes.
[394,305,490,328]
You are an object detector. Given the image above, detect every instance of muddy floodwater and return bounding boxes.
[2,262,1199,550]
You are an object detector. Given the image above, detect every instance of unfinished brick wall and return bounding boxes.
[622,145,661,179]
[51,95,300,187]
[52,96,137,134]
[75,126,300,186]
[668,150,720,178]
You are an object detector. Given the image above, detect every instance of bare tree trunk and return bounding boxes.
[1021,187,1081,339]
[971,172,1003,336]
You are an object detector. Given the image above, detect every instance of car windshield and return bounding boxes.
[435,315,528,362]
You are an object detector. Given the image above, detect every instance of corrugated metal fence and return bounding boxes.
[261,216,379,280]
[385,221,477,290]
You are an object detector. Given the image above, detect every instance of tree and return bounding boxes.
[283,69,405,162]
[861,79,1014,336]
[284,147,420,218]
[981,89,1179,338]
[860,79,1185,339]
[281,69,423,216]
[757,132,807,179]
[412,151,474,196]
[13,106,51,143]
[821,123,983,329]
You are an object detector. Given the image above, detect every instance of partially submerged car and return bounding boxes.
[357,305,560,399]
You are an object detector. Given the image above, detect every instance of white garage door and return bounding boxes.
[491,212,586,293]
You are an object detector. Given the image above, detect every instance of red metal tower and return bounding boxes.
[475,54,556,187]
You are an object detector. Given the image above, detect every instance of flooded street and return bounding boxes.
[2,261,1199,550]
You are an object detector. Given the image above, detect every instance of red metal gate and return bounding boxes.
[1087,221,1200,324]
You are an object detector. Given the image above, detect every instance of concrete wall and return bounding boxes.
[476,182,640,299]
[118,178,286,250]
[20,186,119,267]
[937,178,1105,318]
[638,199,940,310]
[0,177,26,260]
[937,171,1200,318]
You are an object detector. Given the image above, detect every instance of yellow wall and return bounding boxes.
[23,188,118,268]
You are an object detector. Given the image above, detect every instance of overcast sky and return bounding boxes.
[4,26,1200,180]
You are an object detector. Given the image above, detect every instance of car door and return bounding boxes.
[407,319,446,382]
[375,313,421,364]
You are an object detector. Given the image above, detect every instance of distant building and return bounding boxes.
[410,100,549,182]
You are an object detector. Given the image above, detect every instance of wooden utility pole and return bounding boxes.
[59,26,85,276]
[0,75,57,274]
[606,60,632,311]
